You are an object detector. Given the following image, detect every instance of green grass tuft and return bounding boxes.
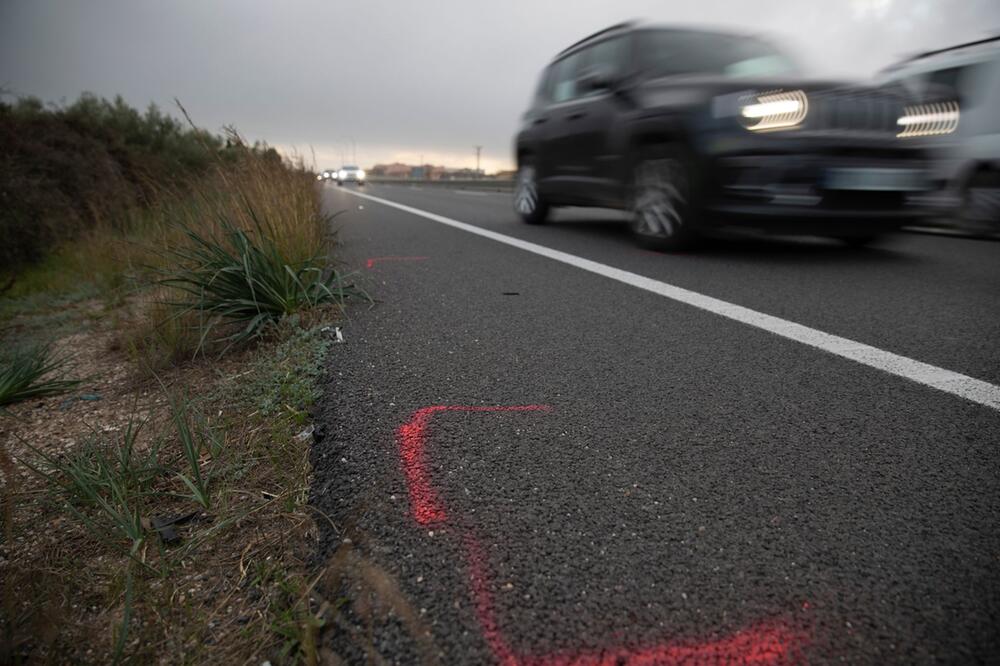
[160,213,366,351]
[0,343,81,406]
[19,418,160,559]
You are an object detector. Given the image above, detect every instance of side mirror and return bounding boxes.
[577,65,615,92]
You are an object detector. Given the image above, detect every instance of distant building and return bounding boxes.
[494,170,516,180]
[369,162,494,180]
[410,164,447,180]
[370,162,411,178]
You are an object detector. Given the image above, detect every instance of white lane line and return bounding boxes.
[341,188,1000,411]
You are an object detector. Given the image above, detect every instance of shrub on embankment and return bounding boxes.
[0,93,284,271]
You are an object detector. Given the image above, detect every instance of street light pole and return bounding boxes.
[474,145,482,178]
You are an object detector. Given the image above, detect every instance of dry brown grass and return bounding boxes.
[0,136,352,664]
[0,120,423,664]
[7,138,327,301]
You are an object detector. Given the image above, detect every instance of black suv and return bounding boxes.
[514,23,932,249]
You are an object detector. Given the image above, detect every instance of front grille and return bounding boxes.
[806,89,904,135]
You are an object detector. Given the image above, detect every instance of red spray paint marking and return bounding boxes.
[461,528,805,666]
[396,405,809,665]
[365,256,429,269]
[396,405,551,526]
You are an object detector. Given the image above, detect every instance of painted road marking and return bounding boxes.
[341,188,1000,412]
[396,405,551,525]
[397,405,807,665]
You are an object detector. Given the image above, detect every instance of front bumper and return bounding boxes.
[706,151,934,232]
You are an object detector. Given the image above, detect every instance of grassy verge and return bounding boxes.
[0,106,370,663]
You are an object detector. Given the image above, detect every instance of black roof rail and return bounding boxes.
[906,34,1000,63]
[557,21,636,56]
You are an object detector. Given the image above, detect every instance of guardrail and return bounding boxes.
[368,178,515,192]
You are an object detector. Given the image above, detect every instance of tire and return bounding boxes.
[630,146,701,251]
[337,180,344,186]
[514,162,549,225]
[958,170,1000,232]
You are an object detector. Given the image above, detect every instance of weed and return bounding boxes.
[226,324,333,416]
[0,343,81,406]
[160,215,365,350]
[170,394,218,509]
[20,418,160,560]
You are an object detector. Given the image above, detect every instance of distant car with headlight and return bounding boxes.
[514,22,932,249]
[336,166,366,186]
[879,36,1000,231]
[318,169,339,182]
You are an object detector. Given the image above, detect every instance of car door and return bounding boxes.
[541,38,629,206]
[537,50,587,200]
[570,37,630,206]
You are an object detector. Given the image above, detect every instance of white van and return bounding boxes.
[879,37,1000,230]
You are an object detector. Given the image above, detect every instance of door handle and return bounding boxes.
[533,117,548,126]
[567,111,586,120]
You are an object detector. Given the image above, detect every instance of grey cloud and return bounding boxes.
[2,0,998,170]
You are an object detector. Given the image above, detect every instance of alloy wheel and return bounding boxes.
[632,158,689,240]
[515,166,539,216]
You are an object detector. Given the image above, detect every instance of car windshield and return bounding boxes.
[343,166,359,170]
[638,29,798,79]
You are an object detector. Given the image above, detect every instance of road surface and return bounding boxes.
[312,183,1000,665]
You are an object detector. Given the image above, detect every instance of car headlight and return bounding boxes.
[357,170,366,179]
[897,101,959,138]
[739,90,808,132]
[338,170,346,179]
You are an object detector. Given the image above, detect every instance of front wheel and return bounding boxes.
[958,170,1000,232]
[514,163,549,225]
[630,147,700,251]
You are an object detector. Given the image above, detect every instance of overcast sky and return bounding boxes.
[2,0,998,172]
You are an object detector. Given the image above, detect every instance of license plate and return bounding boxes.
[824,168,928,192]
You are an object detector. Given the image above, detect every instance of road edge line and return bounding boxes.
[340,188,1000,412]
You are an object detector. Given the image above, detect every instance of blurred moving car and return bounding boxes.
[337,166,366,186]
[514,22,933,249]
[318,169,339,181]
[879,36,1000,231]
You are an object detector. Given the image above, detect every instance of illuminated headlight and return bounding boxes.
[338,170,346,179]
[316,174,323,180]
[739,90,808,132]
[897,101,959,138]
[357,169,366,180]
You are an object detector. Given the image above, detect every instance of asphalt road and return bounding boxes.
[311,182,1000,665]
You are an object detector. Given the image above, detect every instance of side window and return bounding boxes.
[583,37,625,78]
[574,37,627,98]
[532,67,553,106]
[551,52,584,103]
